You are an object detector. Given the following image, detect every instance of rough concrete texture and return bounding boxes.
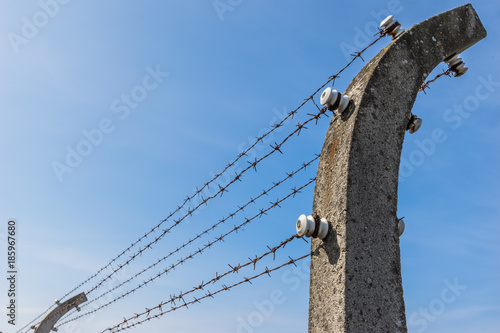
[309,4,486,333]
[34,293,87,333]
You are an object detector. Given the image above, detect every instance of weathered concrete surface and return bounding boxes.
[34,293,87,333]
[309,4,486,333]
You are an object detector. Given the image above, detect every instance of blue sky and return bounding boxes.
[0,1,499,333]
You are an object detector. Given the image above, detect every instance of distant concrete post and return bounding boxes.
[309,4,486,333]
[33,293,87,333]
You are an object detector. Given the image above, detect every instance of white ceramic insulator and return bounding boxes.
[296,214,315,237]
[320,87,331,105]
[398,219,405,237]
[394,27,405,38]
[320,87,339,107]
[455,62,465,72]
[457,67,469,76]
[320,87,350,113]
[413,118,422,132]
[305,215,316,237]
[448,57,463,67]
[337,95,350,113]
[317,218,329,240]
[380,15,394,28]
[445,54,458,63]
[409,117,422,134]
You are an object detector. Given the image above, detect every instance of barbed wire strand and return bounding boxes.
[56,37,453,332]
[29,94,324,332]
[18,75,311,333]
[54,32,451,333]
[103,251,311,333]
[419,68,453,93]
[70,111,324,298]
[76,31,391,293]
[21,31,389,332]
[60,154,319,322]
[55,177,316,328]
[27,32,456,333]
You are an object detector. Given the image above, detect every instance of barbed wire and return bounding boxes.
[55,177,316,328]
[419,68,453,93]
[55,155,318,324]
[76,111,324,294]
[21,30,389,332]
[21,27,465,332]
[27,93,323,332]
[76,31,389,292]
[103,249,311,332]
[34,114,324,329]
[60,154,319,320]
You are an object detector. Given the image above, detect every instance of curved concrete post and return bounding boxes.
[33,293,87,333]
[309,4,486,333]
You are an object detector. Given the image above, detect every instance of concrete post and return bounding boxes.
[309,4,486,333]
[33,293,87,333]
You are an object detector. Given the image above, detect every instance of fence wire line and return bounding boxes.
[34,109,324,330]
[21,30,389,332]
[59,154,320,322]
[55,177,316,328]
[18,79,308,333]
[103,250,311,332]
[78,46,375,297]
[29,91,323,332]
[51,108,326,323]
[419,68,453,93]
[24,31,460,333]
[94,37,456,333]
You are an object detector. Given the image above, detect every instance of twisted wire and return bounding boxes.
[419,68,453,93]
[55,177,316,328]
[103,249,310,332]
[79,108,325,298]
[21,30,388,332]
[62,154,319,319]
[32,103,323,330]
